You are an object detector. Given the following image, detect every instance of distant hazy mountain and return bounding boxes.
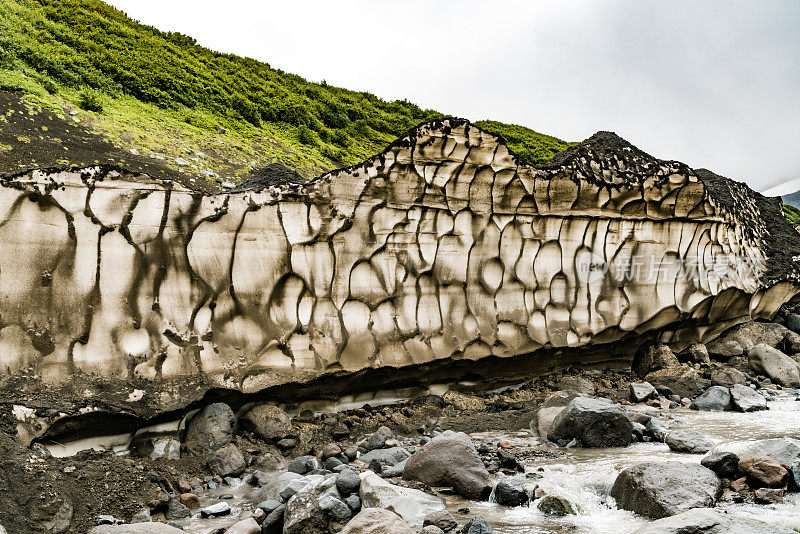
[763,178,800,208]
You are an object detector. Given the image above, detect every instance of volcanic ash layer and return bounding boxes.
[1,118,798,428]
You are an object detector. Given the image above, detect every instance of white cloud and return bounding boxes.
[106,0,800,190]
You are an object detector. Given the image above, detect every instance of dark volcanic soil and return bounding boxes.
[0,430,162,534]
[231,162,307,191]
[0,91,211,190]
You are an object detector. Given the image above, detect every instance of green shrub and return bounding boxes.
[331,129,351,147]
[297,124,317,146]
[321,144,347,162]
[36,74,59,94]
[77,87,103,112]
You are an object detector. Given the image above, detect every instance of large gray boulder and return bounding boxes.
[710,367,747,388]
[283,474,340,534]
[360,471,445,527]
[208,443,245,477]
[690,386,732,411]
[633,508,795,534]
[706,339,744,360]
[665,429,714,454]
[184,403,236,454]
[402,431,492,499]
[339,508,415,534]
[729,384,767,412]
[715,321,795,351]
[634,344,680,376]
[610,461,722,519]
[242,404,293,442]
[748,344,800,387]
[548,397,633,447]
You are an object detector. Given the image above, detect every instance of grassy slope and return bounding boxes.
[783,203,800,224]
[0,0,573,185]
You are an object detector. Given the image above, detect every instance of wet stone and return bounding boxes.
[494,480,528,507]
[462,516,492,534]
[537,494,576,516]
[201,502,232,517]
[256,499,282,515]
[730,383,768,412]
[423,510,458,531]
[690,386,733,411]
[288,456,323,475]
[701,452,741,479]
[665,429,714,454]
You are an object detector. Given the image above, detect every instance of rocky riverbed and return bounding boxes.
[3,311,800,533]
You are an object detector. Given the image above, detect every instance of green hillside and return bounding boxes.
[0,0,572,184]
[783,203,800,224]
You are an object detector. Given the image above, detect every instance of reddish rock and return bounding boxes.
[498,441,513,449]
[224,518,261,534]
[738,456,788,488]
[177,477,192,493]
[322,443,342,459]
[179,492,200,508]
[730,477,749,492]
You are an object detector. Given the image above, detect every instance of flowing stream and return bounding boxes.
[448,394,800,533]
[116,392,800,533]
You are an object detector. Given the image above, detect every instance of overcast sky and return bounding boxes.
[106,0,800,192]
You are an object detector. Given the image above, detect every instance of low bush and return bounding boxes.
[77,87,103,112]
